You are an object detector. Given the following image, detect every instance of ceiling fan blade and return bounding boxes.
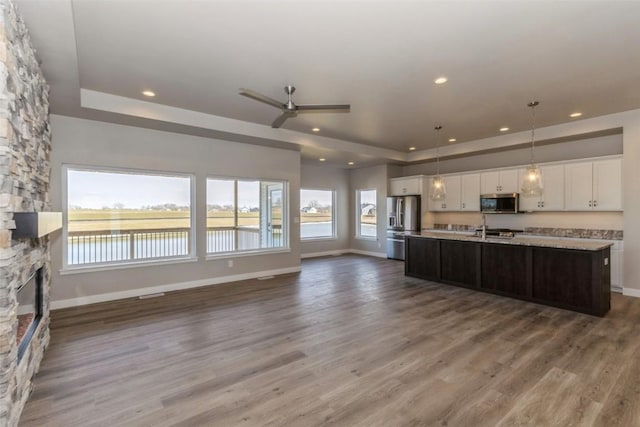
[296,104,351,112]
[239,88,283,109]
[272,112,295,128]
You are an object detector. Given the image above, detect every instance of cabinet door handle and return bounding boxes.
[588,200,592,207]
[593,200,598,207]
[462,202,465,209]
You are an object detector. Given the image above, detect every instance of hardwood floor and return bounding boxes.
[20,255,640,426]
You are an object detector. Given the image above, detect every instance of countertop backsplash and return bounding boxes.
[430,224,623,240]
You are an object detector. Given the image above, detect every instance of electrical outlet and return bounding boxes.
[227,260,233,268]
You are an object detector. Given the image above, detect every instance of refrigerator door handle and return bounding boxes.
[397,199,403,228]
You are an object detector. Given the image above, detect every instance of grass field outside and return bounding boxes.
[68,209,337,232]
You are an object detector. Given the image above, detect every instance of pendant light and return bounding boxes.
[520,101,543,198]
[430,125,446,201]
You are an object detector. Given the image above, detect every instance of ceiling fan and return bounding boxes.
[239,85,351,128]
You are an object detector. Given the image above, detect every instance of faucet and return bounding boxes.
[481,214,487,240]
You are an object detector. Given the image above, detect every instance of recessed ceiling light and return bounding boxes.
[569,112,582,118]
[319,158,326,162]
[448,138,456,142]
[409,147,416,151]
[348,161,355,165]
[434,77,448,85]
[499,127,509,132]
[312,127,320,132]
[142,90,155,97]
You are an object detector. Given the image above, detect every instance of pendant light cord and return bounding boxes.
[529,102,538,164]
[435,125,442,175]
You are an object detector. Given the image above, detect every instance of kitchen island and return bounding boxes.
[405,232,612,316]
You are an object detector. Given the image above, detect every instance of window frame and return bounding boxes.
[205,175,290,258]
[355,188,378,240]
[61,164,197,272]
[300,188,337,241]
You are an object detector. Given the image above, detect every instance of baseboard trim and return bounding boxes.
[348,249,387,258]
[301,250,347,259]
[622,287,640,298]
[50,266,302,310]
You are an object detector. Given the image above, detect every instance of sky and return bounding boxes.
[300,189,333,208]
[67,170,281,209]
[68,169,191,209]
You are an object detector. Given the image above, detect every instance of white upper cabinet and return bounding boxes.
[428,175,461,211]
[593,159,622,210]
[460,173,481,211]
[565,162,593,210]
[389,176,424,196]
[480,169,519,194]
[518,164,565,211]
[399,155,621,214]
[565,158,622,211]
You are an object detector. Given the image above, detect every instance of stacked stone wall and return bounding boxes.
[0,0,51,425]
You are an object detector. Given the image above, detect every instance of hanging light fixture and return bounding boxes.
[520,101,543,198]
[430,125,446,201]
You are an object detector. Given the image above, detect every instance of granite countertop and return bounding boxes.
[413,231,613,251]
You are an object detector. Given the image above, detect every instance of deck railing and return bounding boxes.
[67,226,284,265]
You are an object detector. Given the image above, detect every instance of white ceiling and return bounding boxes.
[15,0,640,167]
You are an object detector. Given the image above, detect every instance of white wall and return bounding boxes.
[300,165,350,256]
[622,117,640,296]
[349,164,389,255]
[49,115,301,306]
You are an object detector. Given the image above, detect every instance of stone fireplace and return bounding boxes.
[16,268,43,362]
[0,0,52,425]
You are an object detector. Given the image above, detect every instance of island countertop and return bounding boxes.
[414,231,613,251]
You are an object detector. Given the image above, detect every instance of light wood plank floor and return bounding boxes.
[20,255,640,426]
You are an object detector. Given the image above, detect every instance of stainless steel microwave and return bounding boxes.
[480,193,519,214]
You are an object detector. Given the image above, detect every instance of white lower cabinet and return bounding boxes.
[610,241,624,291]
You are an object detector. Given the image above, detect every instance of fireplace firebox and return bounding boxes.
[16,268,43,362]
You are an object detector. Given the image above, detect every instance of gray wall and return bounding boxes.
[300,165,350,256]
[349,164,389,255]
[403,133,622,176]
[49,115,301,304]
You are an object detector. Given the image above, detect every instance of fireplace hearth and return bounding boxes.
[16,268,44,362]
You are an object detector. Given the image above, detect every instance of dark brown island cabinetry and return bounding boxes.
[405,235,611,316]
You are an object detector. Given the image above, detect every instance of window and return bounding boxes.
[64,166,193,268]
[207,178,288,254]
[357,189,377,238]
[300,189,335,239]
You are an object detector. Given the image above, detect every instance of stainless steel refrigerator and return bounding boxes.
[387,195,421,260]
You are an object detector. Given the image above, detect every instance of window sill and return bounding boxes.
[355,236,378,241]
[60,256,198,275]
[301,237,337,242]
[206,248,291,260]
